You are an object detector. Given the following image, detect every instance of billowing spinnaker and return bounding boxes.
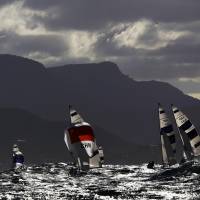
[159,104,176,165]
[68,125,95,157]
[172,105,200,157]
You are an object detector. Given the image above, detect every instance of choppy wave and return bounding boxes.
[0,163,200,199]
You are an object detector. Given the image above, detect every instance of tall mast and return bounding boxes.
[158,104,168,166]
[158,103,166,166]
[69,104,72,126]
[65,104,78,167]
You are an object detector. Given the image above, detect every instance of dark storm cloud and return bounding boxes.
[0,0,14,7]
[94,33,136,57]
[0,32,67,56]
[92,28,200,80]
[171,80,200,94]
[1,0,200,90]
[117,53,200,81]
[128,37,200,80]
[24,0,200,30]
[91,24,200,81]
[17,35,67,55]
[119,57,200,80]
[149,42,200,63]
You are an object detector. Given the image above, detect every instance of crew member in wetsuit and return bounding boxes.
[12,144,24,169]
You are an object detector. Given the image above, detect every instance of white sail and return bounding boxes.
[64,125,91,170]
[89,143,102,168]
[172,105,200,157]
[64,129,73,152]
[70,106,84,125]
[161,135,169,165]
[159,104,176,165]
[98,146,104,164]
[64,106,101,169]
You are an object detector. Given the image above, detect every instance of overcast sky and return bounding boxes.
[0,0,200,99]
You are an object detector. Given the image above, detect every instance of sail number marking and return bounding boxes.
[81,143,91,149]
[178,115,187,124]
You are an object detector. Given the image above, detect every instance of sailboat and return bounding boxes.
[12,144,24,170]
[64,105,102,170]
[158,103,177,167]
[152,104,200,179]
[172,104,200,162]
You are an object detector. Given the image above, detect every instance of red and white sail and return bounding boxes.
[159,104,177,165]
[172,105,200,157]
[67,123,95,158]
[64,106,101,169]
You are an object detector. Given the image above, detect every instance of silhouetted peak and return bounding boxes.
[52,61,121,76]
[0,54,45,72]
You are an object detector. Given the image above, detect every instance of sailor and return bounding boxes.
[12,144,24,169]
[147,161,155,169]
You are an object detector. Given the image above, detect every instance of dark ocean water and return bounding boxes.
[0,163,200,199]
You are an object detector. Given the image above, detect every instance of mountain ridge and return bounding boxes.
[0,54,200,165]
